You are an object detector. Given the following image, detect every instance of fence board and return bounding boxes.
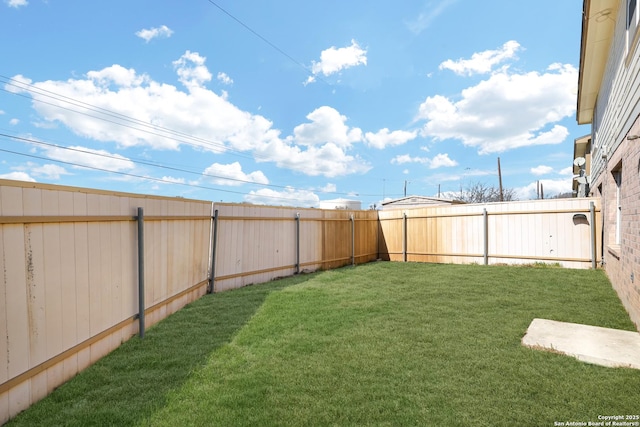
[72,193,91,373]
[44,220,64,392]
[4,225,29,380]
[0,228,8,385]
[24,223,46,371]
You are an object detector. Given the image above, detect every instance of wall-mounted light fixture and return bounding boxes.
[627,134,640,140]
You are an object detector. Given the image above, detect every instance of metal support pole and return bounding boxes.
[483,208,488,265]
[376,210,380,260]
[590,201,597,269]
[136,207,145,338]
[350,214,355,266]
[295,213,300,274]
[208,209,219,293]
[403,212,408,263]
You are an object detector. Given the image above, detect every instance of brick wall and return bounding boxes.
[601,115,640,331]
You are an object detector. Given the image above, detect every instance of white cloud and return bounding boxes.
[86,64,148,88]
[202,162,268,187]
[429,153,458,169]
[531,165,553,176]
[307,40,367,83]
[320,183,337,193]
[246,106,370,178]
[244,187,320,207]
[135,25,173,43]
[43,146,135,172]
[255,139,371,178]
[416,63,577,154]
[160,176,185,184]
[11,53,371,179]
[172,50,212,88]
[6,60,265,152]
[392,154,426,165]
[291,106,363,147]
[4,74,31,93]
[364,128,418,149]
[439,41,521,76]
[33,121,58,129]
[0,171,35,181]
[5,0,28,8]
[406,0,457,34]
[9,118,19,125]
[559,166,574,176]
[0,110,4,114]
[31,163,69,179]
[391,153,457,169]
[217,72,233,85]
[515,178,572,200]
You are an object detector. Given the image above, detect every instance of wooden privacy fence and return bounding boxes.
[378,198,602,269]
[0,180,212,423]
[209,203,379,292]
[0,180,603,423]
[0,181,378,423]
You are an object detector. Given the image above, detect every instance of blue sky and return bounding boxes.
[0,0,587,208]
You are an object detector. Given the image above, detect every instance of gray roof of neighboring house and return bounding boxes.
[381,195,464,209]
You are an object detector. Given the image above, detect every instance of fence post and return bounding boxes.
[295,212,300,274]
[136,207,145,338]
[376,210,380,260]
[350,214,355,266]
[403,211,407,263]
[590,201,596,269]
[208,209,219,293]
[483,208,488,266]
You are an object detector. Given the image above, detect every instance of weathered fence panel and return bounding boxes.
[0,180,212,423]
[378,198,602,269]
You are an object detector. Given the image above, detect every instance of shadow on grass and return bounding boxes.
[7,273,316,427]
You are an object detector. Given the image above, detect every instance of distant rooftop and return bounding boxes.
[381,195,464,210]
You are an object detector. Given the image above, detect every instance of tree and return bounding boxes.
[456,181,517,203]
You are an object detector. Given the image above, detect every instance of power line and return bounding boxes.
[205,0,329,85]
[0,131,385,199]
[0,24,366,201]
[0,76,256,160]
[0,145,314,202]
[0,75,385,198]
[2,131,288,190]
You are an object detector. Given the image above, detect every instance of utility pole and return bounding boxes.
[404,180,408,197]
[497,157,504,202]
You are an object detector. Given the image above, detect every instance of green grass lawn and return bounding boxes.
[7,262,640,426]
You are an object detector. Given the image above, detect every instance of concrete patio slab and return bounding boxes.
[522,318,640,370]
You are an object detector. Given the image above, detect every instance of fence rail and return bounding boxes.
[378,198,601,269]
[209,204,379,291]
[0,180,601,424]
